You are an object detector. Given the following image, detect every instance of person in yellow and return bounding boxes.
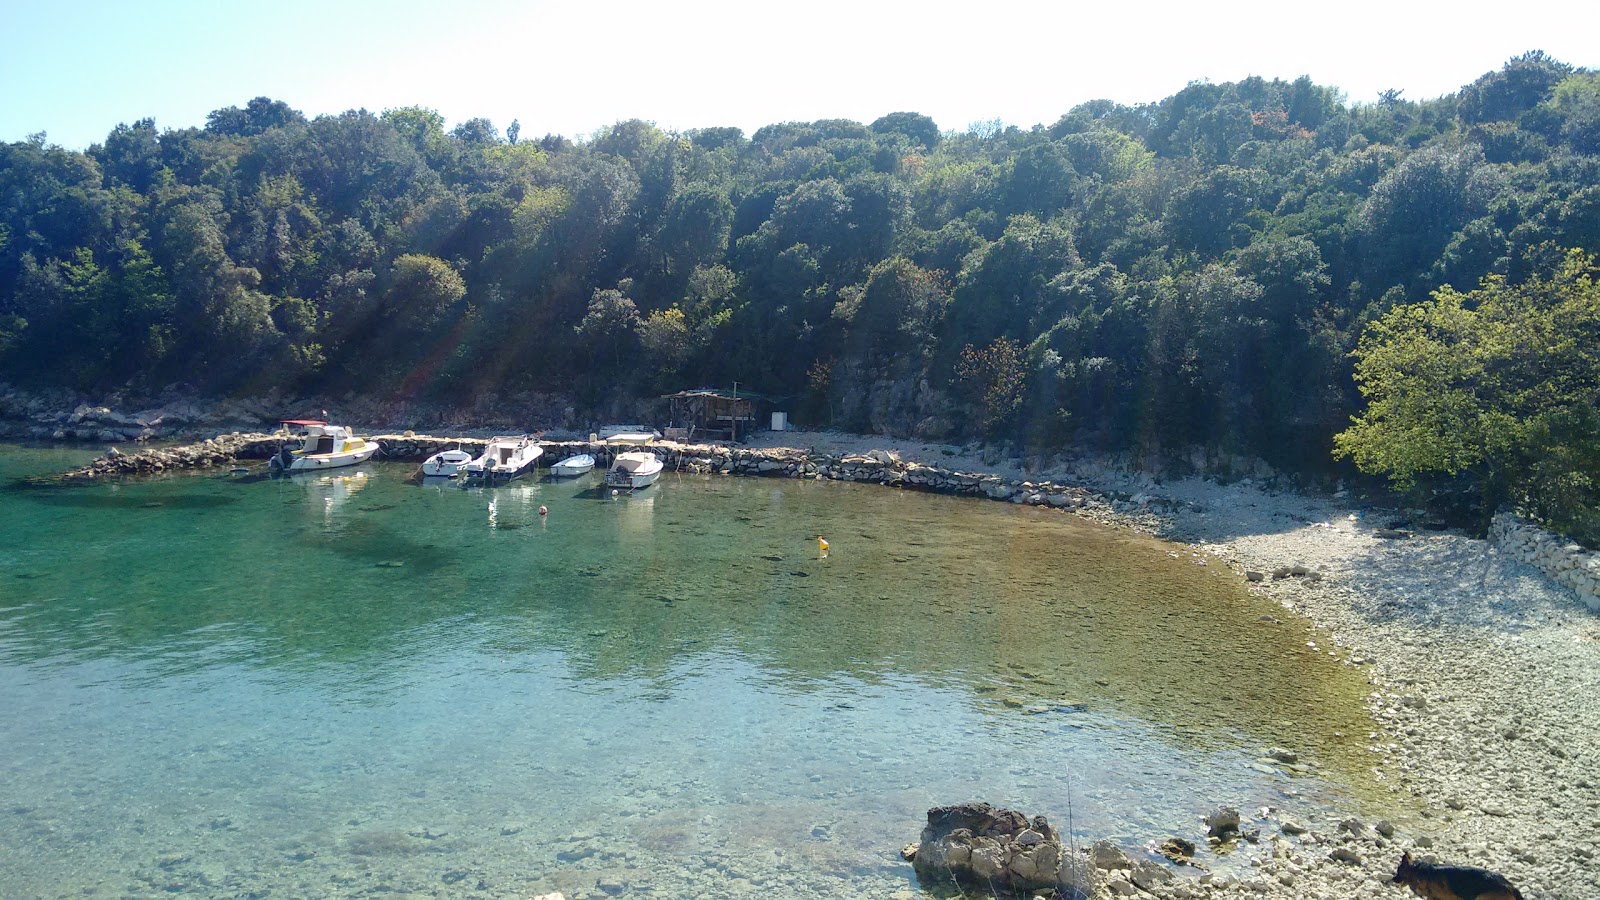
[817,535,830,559]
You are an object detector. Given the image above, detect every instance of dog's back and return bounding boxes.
[1392,851,1523,900]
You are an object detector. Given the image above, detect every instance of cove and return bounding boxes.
[0,445,1383,897]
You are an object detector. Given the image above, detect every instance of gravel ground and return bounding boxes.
[748,431,1600,899]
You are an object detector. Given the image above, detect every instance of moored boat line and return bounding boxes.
[51,431,1130,520]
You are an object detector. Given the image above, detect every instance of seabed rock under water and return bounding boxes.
[907,802,1095,898]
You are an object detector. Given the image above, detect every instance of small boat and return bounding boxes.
[605,451,663,491]
[599,424,661,443]
[421,447,473,478]
[269,420,379,472]
[549,453,596,478]
[463,435,543,482]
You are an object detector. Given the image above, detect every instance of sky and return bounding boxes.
[2,0,1596,150]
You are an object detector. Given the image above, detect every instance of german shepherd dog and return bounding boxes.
[1392,851,1524,900]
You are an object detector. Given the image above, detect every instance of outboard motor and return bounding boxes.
[269,446,293,471]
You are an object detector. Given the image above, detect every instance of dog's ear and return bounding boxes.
[1392,851,1412,882]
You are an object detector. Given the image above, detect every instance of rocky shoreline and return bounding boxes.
[11,402,1597,898]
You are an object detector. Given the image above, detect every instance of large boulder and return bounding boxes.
[909,803,1093,897]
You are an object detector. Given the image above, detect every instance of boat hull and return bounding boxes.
[605,452,663,490]
[550,455,595,477]
[463,437,543,483]
[275,443,379,471]
[421,450,473,478]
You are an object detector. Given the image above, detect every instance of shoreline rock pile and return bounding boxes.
[56,433,276,480]
[906,802,1094,898]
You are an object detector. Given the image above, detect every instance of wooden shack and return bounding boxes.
[661,388,763,442]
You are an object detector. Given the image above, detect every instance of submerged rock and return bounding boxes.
[1205,805,1241,839]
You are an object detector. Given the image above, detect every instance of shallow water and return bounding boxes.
[0,445,1384,897]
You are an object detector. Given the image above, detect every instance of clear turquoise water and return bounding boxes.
[0,445,1381,898]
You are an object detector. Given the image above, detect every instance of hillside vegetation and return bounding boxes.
[3,52,1599,530]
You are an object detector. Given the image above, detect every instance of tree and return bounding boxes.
[96,119,164,193]
[451,118,500,145]
[386,253,466,334]
[1334,250,1600,537]
[659,184,733,275]
[1355,144,1497,291]
[205,97,304,137]
[1164,166,1268,259]
[638,306,692,376]
[870,112,940,151]
[575,285,641,375]
[1546,73,1600,153]
[945,214,1080,349]
[1002,142,1076,217]
[956,337,1027,439]
[1458,51,1572,124]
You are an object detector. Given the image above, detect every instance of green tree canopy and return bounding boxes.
[1335,250,1600,537]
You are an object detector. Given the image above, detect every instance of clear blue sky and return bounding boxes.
[2,0,1596,150]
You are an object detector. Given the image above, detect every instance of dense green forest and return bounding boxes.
[4,52,1600,525]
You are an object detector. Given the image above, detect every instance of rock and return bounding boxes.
[1205,805,1241,839]
[1106,874,1138,896]
[1130,860,1173,891]
[1328,846,1363,865]
[1267,747,1298,764]
[1279,820,1308,836]
[1374,820,1396,838]
[911,803,1070,895]
[1090,839,1132,871]
[1159,837,1197,863]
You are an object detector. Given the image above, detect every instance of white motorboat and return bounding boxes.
[599,424,661,443]
[269,420,379,472]
[421,447,473,478]
[463,435,543,482]
[549,453,595,477]
[605,451,663,490]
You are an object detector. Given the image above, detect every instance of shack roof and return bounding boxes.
[660,388,770,402]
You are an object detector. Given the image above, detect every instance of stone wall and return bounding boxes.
[1489,511,1600,612]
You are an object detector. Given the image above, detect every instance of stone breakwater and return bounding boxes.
[58,433,1152,523]
[1489,511,1600,611]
